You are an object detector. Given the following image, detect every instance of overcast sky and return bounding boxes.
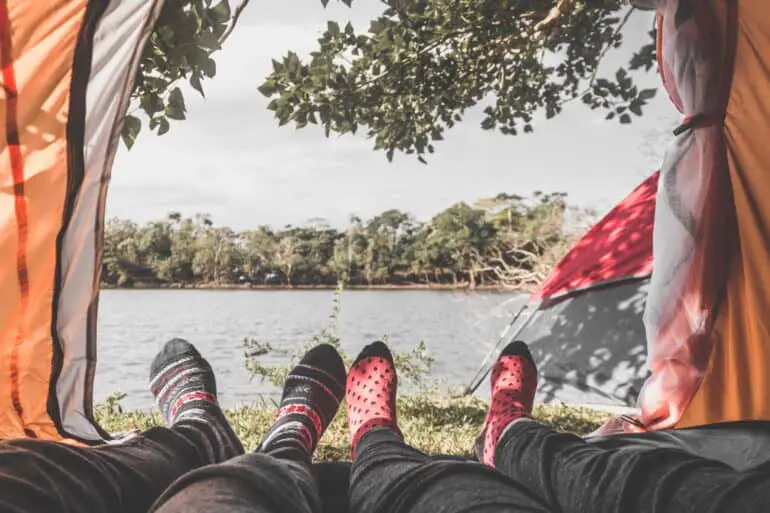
[107,0,678,231]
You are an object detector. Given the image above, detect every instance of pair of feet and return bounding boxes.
[149,339,537,467]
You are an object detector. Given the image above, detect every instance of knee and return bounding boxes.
[152,454,312,513]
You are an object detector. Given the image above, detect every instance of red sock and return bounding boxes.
[476,341,538,467]
[346,341,401,457]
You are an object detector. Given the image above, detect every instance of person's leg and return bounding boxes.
[0,338,243,513]
[587,420,770,471]
[151,344,347,513]
[478,341,770,513]
[347,342,552,513]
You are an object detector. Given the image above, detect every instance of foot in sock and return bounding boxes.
[259,344,346,462]
[346,341,401,457]
[475,341,538,467]
[150,338,221,425]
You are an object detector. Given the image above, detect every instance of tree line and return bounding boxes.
[102,192,593,289]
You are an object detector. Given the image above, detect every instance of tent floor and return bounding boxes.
[313,421,770,513]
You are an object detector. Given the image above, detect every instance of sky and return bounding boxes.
[107,0,679,231]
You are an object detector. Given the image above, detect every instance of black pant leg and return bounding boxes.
[587,420,770,471]
[150,452,321,513]
[496,419,770,513]
[0,416,242,513]
[350,429,551,513]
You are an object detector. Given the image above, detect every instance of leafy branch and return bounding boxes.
[122,0,251,148]
[259,0,659,161]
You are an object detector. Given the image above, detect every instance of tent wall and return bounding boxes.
[0,0,163,442]
[519,280,650,406]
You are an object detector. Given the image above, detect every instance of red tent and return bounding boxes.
[531,172,657,303]
[467,172,658,407]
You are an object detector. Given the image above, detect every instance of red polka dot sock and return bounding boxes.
[258,344,346,463]
[474,341,538,467]
[346,341,402,458]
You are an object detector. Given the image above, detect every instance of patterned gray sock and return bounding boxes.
[259,344,346,463]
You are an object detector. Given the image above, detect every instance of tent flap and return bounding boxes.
[0,0,164,442]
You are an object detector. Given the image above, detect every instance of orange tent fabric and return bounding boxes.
[677,0,770,428]
[0,0,163,442]
[613,0,770,433]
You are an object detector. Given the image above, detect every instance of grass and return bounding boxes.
[95,395,610,461]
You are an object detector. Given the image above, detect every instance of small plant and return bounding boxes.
[94,391,128,418]
[244,280,435,389]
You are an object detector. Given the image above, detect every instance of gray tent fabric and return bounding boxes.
[470,280,649,408]
[520,280,650,407]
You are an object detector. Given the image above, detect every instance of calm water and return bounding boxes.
[95,289,524,410]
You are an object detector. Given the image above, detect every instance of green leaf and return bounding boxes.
[257,80,278,97]
[328,21,340,36]
[619,113,631,124]
[121,115,141,149]
[140,93,164,115]
[209,0,231,23]
[190,73,205,97]
[638,88,657,101]
[158,117,171,135]
[271,59,285,73]
[201,57,217,78]
[166,87,187,120]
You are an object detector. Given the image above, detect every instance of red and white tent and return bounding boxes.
[467,172,658,408]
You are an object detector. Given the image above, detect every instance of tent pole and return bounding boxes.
[461,302,534,396]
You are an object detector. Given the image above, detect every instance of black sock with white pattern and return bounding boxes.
[150,338,221,425]
[149,338,244,463]
[258,344,346,463]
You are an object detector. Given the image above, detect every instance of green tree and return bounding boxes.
[242,226,277,282]
[100,192,583,289]
[292,223,340,285]
[333,215,367,281]
[193,226,241,283]
[102,219,142,286]
[424,203,497,288]
[259,0,659,161]
[273,228,302,287]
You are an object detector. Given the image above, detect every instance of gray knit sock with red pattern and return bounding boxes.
[258,344,346,463]
[149,338,220,425]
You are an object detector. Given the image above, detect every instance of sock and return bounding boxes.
[150,338,220,425]
[475,341,538,467]
[346,341,402,457]
[259,344,346,462]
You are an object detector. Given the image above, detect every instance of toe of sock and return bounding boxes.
[301,344,346,384]
[150,338,201,376]
[500,341,535,368]
[354,340,393,365]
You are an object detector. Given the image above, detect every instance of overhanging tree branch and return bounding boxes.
[219,0,252,45]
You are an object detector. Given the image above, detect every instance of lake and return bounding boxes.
[95,289,525,410]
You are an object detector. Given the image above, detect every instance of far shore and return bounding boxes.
[100,282,520,292]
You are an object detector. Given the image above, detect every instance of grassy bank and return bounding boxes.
[96,396,610,461]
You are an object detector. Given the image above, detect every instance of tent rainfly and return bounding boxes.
[466,172,658,409]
